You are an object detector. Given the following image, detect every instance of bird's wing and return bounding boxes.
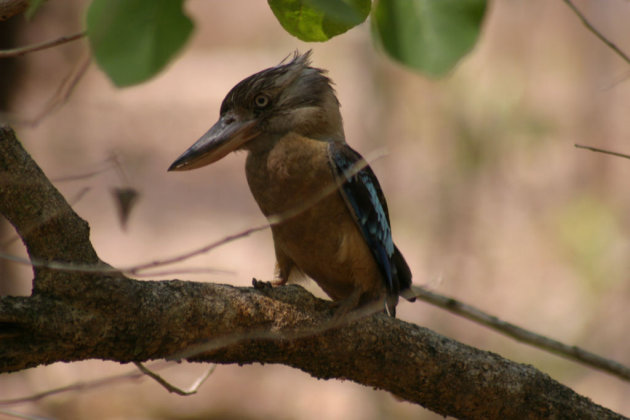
[327,141,397,294]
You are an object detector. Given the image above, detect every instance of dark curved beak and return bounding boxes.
[168,113,259,171]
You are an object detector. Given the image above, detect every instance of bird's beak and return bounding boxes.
[168,113,259,171]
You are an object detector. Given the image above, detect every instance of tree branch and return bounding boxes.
[0,125,623,419]
[563,0,630,65]
[575,143,630,161]
[133,362,215,395]
[0,31,86,58]
[410,286,630,382]
[0,124,102,295]
[1,279,622,419]
[0,0,27,21]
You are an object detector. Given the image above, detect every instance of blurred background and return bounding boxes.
[1,0,630,418]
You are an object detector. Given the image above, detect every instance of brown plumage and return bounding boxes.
[169,51,413,316]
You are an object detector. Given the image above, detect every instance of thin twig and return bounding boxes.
[1,284,628,409]
[0,408,50,420]
[0,220,269,278]
[3,139,629,385]
[0,149,386,276]
[599,69,630,91]
[0,301,389,405]
[406,286,630,382]
[110,153,132,186]
[0,369,146,405]
[0,53,91,127]
[52,165,114,183]
[265,147,387,225]
[181,285,630,384]
[0,31,86,58]
[27,53,91,126]
[575,144,630,160]
[563,0,630,65]
[125,225,270,275]
[0,361,210,406]
[132,267,234,278]
[124,149,385,274]
[134,362,215,395]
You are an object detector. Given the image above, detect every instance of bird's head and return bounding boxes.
[168,51,344,171]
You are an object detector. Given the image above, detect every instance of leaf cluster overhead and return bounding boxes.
[36,0,488,86]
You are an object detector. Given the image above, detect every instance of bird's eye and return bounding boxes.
[254,94,270,109]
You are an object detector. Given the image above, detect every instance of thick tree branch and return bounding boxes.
[0,279,622,419]
[0,125,623,419]
[0,124,101,294]
[0,0,27,21]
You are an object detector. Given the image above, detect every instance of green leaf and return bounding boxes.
[268,0,371,42]
[86,0,193,87]
[372,0,487,77]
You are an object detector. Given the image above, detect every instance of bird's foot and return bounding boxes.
[330,293,394,323]
[252,278,274,291]
[329,290,363,324]
[252,277,289,291]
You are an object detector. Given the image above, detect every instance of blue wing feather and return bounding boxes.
[327,142,397,294]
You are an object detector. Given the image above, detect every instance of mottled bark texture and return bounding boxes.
[0,0,27,21]
[0,125,623,419]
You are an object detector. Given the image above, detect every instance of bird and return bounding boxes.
[169,51,413,317]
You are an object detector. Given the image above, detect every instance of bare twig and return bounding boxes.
[52,165,114,183]
[0,408,50,420]
[0,368,146,405]
[0,53,91,127]
[134,362,216,395]
[406,286,630,382]
[2,129,628,390]
[599,69,630,91]
[575,143,630,160]
[1,303,378,405]
[119,149,385,274]
[563,0,630,65]
[2,158,630,384]
[181,283,630,384]
[25,53,90,126]
[110,153,132,186]
[0,148,386,276]
[1,207,628,384]
[125,224,270,275]
[0,31,86,58]
[0,361,214,405]
[0,306,375,407]
[131,267,234,278]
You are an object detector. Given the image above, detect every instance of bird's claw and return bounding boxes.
[252,278,274,291]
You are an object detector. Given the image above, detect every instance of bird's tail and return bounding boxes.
[393,245,415,302]
[384,246,414,317]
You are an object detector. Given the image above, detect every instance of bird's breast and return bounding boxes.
[244,133,383,300]
[245,132,334,217]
